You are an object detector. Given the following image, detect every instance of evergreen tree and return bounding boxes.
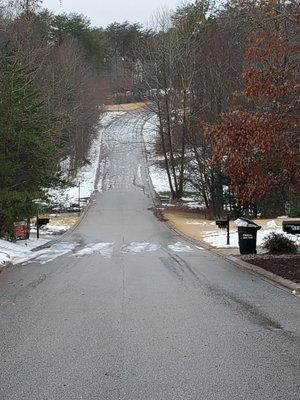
[0,49,63,237]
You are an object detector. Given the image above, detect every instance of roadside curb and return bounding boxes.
[225,255,300,294]
[165,219,299,296]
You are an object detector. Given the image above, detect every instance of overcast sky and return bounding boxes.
[42,0,185,28]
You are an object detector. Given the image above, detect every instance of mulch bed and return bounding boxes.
[242,254,300,283]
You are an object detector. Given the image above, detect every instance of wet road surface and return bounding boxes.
[0,110,299,400]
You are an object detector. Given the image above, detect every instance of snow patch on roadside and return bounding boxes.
[142,116,171,194]
[266,220,280,229]
[0,239,76,266]
[0,237,50,266]
[49,112,125,208]
[149,165,170,193]
[0,252,11,266]
[203,228,297,248]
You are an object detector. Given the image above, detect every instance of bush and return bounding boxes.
[289,204,300,218]
[262,233,297,254]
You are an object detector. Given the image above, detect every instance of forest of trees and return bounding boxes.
[0,0,148,236]
[0,0,299,237]
[136,0,299,218]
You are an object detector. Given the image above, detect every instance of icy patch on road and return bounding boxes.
[167,242,194,252]
[100,111,125,127]
[203,227,297,248]
[73,242,114,258]
[122,242,161,253]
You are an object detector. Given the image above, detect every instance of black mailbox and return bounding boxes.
[37,218,49,227]
[216,219,228,229]
[282,220,300,235]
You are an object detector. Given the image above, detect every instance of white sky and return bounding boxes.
[42,0,185,27]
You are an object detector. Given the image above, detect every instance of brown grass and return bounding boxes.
[104,102,149,111]
[47,213,79,228]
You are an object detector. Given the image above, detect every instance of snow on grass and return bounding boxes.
[185,201,206,210]
[0,251,11,266]
[73,242,114,258]
[142,114,158,153]
[49,112,125,208]
[142,117,206,209]
[167,242,194,252]
[149,165,170,193]
[203,227,297,248]
[39,224,69,235]
[266,220,280,229]
[49,128,103,207]
[203,230,239,248]
[0,238,75,266]
[142,116,172,194]
[0,238,49,265]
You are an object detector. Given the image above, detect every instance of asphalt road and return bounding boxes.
[0,110,299,400]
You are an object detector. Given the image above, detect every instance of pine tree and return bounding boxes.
[0,49,63,237]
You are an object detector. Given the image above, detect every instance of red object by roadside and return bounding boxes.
[13,223,28,240]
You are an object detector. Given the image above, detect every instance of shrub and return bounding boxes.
[262,232,297,254]
[289,204,300,218]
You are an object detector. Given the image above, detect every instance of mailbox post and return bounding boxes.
[36,213,50,239]
[216,213,230,246]
[226,213,230,245]
[36,211,39,239]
